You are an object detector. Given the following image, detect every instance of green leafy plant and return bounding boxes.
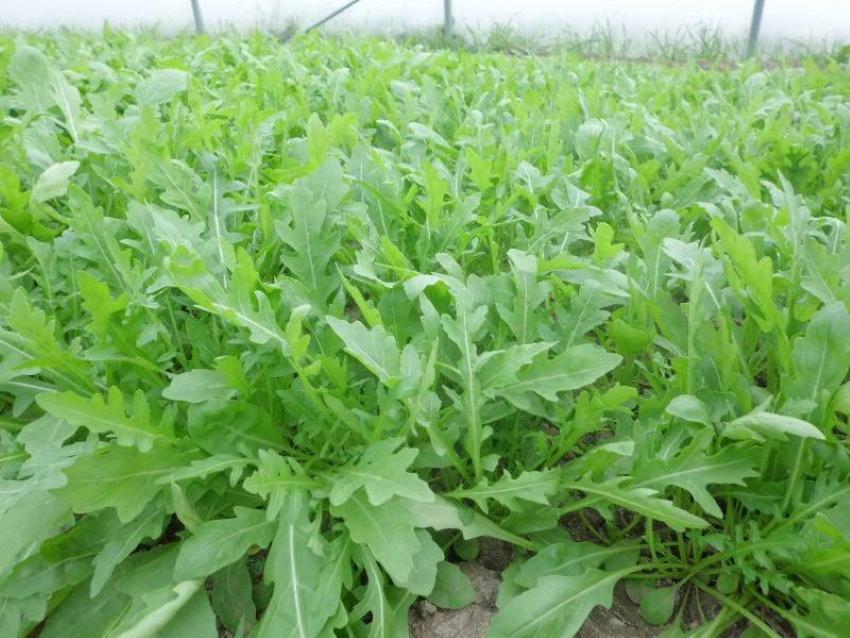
[0,30,849,638]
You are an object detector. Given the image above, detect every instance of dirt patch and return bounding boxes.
[578,584,662,638]
[474,537,514,572]
[410,563,499,638]
[409,558,661,638]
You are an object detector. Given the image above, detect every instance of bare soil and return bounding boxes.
[409,538,662,638]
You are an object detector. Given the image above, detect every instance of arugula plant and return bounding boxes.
[0,30,849,638]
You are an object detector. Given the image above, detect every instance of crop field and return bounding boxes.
[1,31,849,637]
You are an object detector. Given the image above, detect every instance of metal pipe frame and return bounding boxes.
[747,0,766,58]
[190,0,205,33]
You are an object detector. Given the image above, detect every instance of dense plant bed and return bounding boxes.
[1,31,849,637]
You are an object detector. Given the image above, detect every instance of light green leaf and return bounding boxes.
[156,583,218,638]
[57,443,189,522]
[10,45,82,139]
[566,478,708,531]
[633,432,759,517]
[517,540,641,587]
[726,410,824,441]
[136,69,189,106]
[112,579,216,638]
[398,529,443,596]
[440,280,488,478]
[451,469,559,515]
[158,455,249,486]
[162,369,233,404]
[40,580,130,638]
[332,493,420,586]
[785,302,850,406]
[498,344,622,402]
[353,548,416,638]
[478,342,553,391]
[165,246,290,354]
[255,492,338,638]
[50,70,82,141]
[639,585,677,625]
[783,587,850,638]
[243,450,316,520]
[4,288,91,395]
[91,500,167,595]
[31,161,80,203]
[9,44,53,112]
[428,562,475,609]
[666,395,712,425]
[211,558,257,634]
[0,489,71,573]
[37,388,176,452]
[402,495,535,550]
[496,250,551,343]
[327,317,401,385]
[276,164,345,303]
[187,400,283,456]
[489,568,626,638]
[174,507,275,580]
[329,438,434,506]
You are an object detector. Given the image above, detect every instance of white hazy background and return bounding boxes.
[2,1,848,44]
